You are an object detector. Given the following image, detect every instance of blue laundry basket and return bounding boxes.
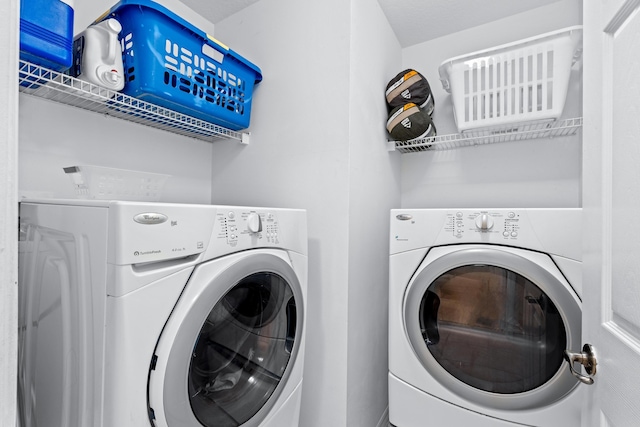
[98,0,263,131]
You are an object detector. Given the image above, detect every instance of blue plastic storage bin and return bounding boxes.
[19,0,74,71]
[97,0,263,131]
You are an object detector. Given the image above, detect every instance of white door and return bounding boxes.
[581,0,640,424]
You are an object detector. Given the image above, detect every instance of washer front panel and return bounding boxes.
[148,251,303,427]
[404,245,581,411]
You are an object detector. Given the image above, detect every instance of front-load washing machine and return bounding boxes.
[388,208,583,427]
[17,199,307,427]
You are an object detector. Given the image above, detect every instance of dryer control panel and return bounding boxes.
[390,208,582,260]
[444,210,523,240]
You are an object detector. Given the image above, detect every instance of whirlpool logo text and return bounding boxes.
[133,250,161,256]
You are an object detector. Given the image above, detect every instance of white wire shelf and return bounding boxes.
[18,60,249,144]
[390,117,582,153]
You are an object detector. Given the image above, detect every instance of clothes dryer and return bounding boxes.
[388,208,583,426]
[18,199,307,427]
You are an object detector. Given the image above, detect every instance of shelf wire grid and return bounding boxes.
[392,117,583,153]
[18,60,246,143]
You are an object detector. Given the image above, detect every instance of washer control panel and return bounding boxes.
[445,210,522,240]
[216,209,279,247]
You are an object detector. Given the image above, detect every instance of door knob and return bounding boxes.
[563,343,597,385]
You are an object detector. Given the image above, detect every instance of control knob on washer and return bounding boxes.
[247,212,263,233]
[475,213,494,230]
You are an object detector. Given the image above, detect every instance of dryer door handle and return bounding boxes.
[422,290,440,346]
[284,297,296,354]
[564,343,597,385]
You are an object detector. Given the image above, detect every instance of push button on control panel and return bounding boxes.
[445,213,465,238]
[502,211,520,239]
[214,211,239,246]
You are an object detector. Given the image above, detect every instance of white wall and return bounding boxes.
[1,0,19,425]
[18,0,214,204]
[19,96,213,203]
[208,1,352,425]
[346,0,401,426]
[400,0,583,209]
[207,0,402,426]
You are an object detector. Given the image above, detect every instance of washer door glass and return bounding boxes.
[189,272,296,426]
[420,264,566,394]
[404,246,581,410]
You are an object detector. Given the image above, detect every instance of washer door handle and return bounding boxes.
[564,343,597,385]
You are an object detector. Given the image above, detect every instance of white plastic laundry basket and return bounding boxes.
[63,165,170,201]
[438,26,583,133]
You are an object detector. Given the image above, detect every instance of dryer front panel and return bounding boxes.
[404,245,581,411]
[148,250,304,427]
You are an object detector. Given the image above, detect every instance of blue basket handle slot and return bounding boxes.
[96,0,263,84]
[202,34,227,64]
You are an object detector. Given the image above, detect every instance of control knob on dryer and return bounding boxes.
[247,212,263,233]
[475,213,494,230]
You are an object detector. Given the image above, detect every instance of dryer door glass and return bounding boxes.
[420,265,566,394]
[188,272,296,426]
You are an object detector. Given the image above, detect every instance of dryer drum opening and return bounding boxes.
[420,264,566,394]
[403,246,582,411]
